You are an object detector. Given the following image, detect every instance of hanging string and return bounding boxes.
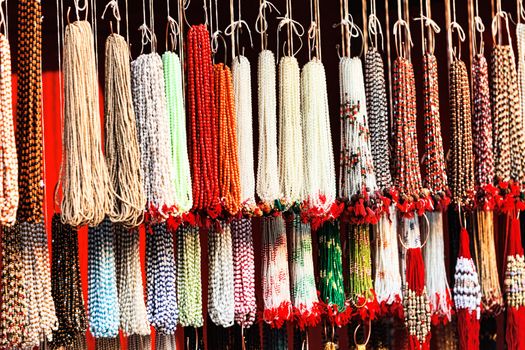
[176,225,203,328]
[276,0,304,60]
[104,28,146,227]
[278,56,304,206]
[87,218,120,338]
[256,0,280,51]
[114,225,150,336]
[262,216,292,329]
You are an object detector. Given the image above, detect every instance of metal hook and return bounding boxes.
[354,319,372,349]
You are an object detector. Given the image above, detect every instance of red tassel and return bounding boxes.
[458,228,471,259]
[506,306,525,350]
[456,309,480,350]
[406,248,425,293]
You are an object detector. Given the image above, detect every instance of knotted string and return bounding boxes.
[276,15,304,59]
[102,0,121,34]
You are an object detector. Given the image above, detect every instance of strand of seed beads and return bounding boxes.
[88,218,120,338]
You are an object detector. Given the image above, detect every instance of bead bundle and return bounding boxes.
[519,24,525,133]
[491,45,525,183]
[262,216,292,328]
[16,0,43,223]
[0,33,18,226]
[187,25,219,213]
[301,59,336,213]
[163,51,193,214]
[216,63,241,215]
[454,228,481,350]
[61,20,112,227]
[207,222,235,327]
[156,333,177,350]
[20,221,58,346]
[448,59,474,206]
[0,224,28,348]
[233,56,256,207]
[256,50,280,205]
[392,57,422,197]
[114,225,150,336]
[104,33,145,227]
[131,53,175,217]
[128,334,152,350]
[146,222,178,334]
[176,225,203,327]
[364,47,392,191]
[87,219,120,338]
[51,214,87,348]
[289,216,319,328]
[278,56,304,206]
[339,56,377,198]
[348,224,376,312]
[231,218,256,327]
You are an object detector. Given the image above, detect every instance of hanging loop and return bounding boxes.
[333,14,364,57]
[224,19,254,53]
[139,23,154,54]
[354,320,372,349]
[211,30,228,63]
[74,0,88,21]
[368,13,384,50]
[393,18,413,59]
[491,11,512,46]
[449,21,465,60]
[255,0,280,34]
[101,0,121,35]
[166,16,180,52]
[276,15,304,58]
[474,16,485,55]
[307,21,318,59]
[0,0,6,36]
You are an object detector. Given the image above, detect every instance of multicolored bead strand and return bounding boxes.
[146,222,178,334]
[88,219,120,338]
[176,225,203,328]
[231,218,256,327]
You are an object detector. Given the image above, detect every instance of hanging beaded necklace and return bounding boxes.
[145,222,178,334]
[87,219,120,338]
[114,225,150,336]
[176,225,203,328]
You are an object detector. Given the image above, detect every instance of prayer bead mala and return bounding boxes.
[472,54,494,187]
[289,216,318,329]
[348,224,375,308]
[16,0,43,222]
[519,24,525,135]
[278,56,304,206]
[491,45,525,183]
[50,214,88,348]
[104,33,145,227]
[207,222,235,327]
[364,47,392,191]
[115,225,150,336]
[146,222,178,334]
[61,20,113,227]
[163,51,193,214]
[88,219,120,338]
[339,56,378,198]
[0,224,28,348]
[231,218,256,327]
[131,53,175,217]
[187,25,219,212]
[392,57,422,197]
[256,50,280,205]
[301,59,336,212]
[0,33,18,226]
[448,59,474,206]
[233,56,256,206]
[176,225,203,327]
[262,216,292,328]
[215,63,241,215]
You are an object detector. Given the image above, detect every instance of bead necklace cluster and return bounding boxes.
[50,214,87,348]
[131,52,175,217]
[187,25,219,213]
[339,56,377,198]
[104,33,145,227]
[0,224,28,348]
[364,47,392,191]
[145,223,178,334]
[301,59,336,212]
[233,56,256,207]
[491,45,525,183]
[231,218,256,327]
[505,218,525,309]
[163,51,193,214]
[216,63,241,216]
[176,225,203,327]
[448,59,474,206]
[289,216,318,328]
[278,56,304,206]
[348,224,375,307]
[114,225,150,336]
[472,54,494,187]
[392,57,422,197]
[0,33,18,226]
[518,24,525,133]
[262,216,292,328]
[88,219,120,338]
[16,0,43,223]
[208,222,235,327]
[422,53,447,196]
[256,50,280,205]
